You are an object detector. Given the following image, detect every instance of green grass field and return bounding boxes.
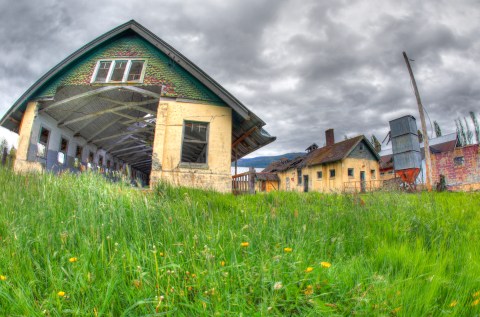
[0,167,479,316]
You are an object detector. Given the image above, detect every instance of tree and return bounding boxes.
[458,118,468,145]
[455,120,463,147]
[417,129,423,143]
[433,121,442,137]
[470,111,480,144]
[370,134,382,153]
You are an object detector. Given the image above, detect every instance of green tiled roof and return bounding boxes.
[34,34,224,104]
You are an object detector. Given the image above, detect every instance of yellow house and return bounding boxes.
[264,129,381,193]
[0,20,275,192]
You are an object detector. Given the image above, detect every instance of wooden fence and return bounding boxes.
[343,180,384,193]
[232,167,256,195]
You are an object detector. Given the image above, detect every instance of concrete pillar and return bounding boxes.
[149,100,169,187]
[14,101,42,172]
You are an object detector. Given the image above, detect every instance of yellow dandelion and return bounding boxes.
[449,300,458,307]
[69,257,78,263]
[472,299,480,306]
[220,261,226,266]
[320,261,331,268]
[284,247,293,253]
[159,252,165,257]
[305,267,314,273]
[57,291,66,297]
[241,242,249,247]
[0,275,7,281]
[304,285,314,295]
[191,273,197,278]
[473,291,480,298]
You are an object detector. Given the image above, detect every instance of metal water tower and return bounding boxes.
[389,115,422,184]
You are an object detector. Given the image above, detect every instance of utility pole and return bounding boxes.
[403,51,432,191]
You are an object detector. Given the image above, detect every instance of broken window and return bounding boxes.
[181,121,208,164]
[329,169,336,178]
[37,127,50,159]
[92,59,145,83]
[454,156,464,166]
[57,137,69,165]
[297,168,302,184]
[348,168,354,177]
[371,169,376,179]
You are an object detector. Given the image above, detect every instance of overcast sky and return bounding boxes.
[0,0,479,156]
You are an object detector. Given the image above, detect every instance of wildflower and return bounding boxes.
[392,306,401,314]
[133,279,142,289]
[273,282,283,290]
[304,285,313,295]
[220,261,226,266]
[191,273,197,278]
[69,257,78,263]
[284,247,293,253]
[0,275,6,281]
[449,300,458,307]
[320,261,331,268]
[159,252,164,257]
[241,242,249,247]
[473,291,480,298]
[305,267,314,273]
[57,291,66,297]
[472,299,480,306]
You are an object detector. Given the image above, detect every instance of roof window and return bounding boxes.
[92,59,145,83]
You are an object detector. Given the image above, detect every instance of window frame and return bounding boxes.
[317,171,323,180]
[454,156,464,166]
[58,137,69,165]
[37,126,50,159]
[347,168,354,178]
[91,59,147,84]
[329,169,336,178]
[371,169,376,179]
[297,168,302,185]
[180,121,209,168]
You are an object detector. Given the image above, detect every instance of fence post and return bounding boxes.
[248,167,256,194]
[1,147,7,166]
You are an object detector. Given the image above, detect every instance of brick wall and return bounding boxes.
[431,144,480,191]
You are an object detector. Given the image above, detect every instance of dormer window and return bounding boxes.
[92,59,145,83]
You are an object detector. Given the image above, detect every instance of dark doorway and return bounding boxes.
[303,175,309,192]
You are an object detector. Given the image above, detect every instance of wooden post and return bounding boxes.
[403,51,432,191]
[248,167,255,194]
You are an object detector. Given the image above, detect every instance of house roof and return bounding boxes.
[0,20,275,161]
[255,172,280,182]
[262,135,379,173]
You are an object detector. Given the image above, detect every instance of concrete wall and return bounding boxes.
[150,99,232,192]
[431,144,480,191]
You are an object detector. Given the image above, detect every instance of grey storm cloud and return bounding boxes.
[0,0,479,155]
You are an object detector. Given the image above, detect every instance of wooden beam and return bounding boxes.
[105,139,137,151]
[110,144,151,154]
[232,126,257,148]
[116,149,152,157]
[86,117,123,142]
[40,86,118,113]
[92,127,151,143]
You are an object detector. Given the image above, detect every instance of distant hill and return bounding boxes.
[233,152,305,169]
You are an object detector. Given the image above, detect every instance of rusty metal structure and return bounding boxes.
[389,115,422,188]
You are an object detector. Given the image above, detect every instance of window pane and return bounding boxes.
[181,122,208,164]
[111,60,127,81]
[127,61,144,81]
[94,61,111,82]
[60,138,68,152]
[39,128,49,145]
[37,127,49,158]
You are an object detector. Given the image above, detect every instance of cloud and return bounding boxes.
[0,0,479,156]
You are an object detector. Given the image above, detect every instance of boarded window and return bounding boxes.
[181,122,208,164]
[127,61,144,81]
[329,169,336,178]
[348,168,354,177]
[297,168,302,184]
[454,156,464,166]
[58,137,69,165]
[317,171,322,179]
[37,127,50,158]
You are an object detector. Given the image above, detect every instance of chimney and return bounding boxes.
[325,129,334,146]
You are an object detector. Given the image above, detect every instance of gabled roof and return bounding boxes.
[0,20,275,160]
[262,135,379,173]
[304,135,379,167]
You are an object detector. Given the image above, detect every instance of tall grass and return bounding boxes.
[0,166,479,316]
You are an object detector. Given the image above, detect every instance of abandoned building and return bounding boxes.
[0,20,275,192]
[262,129,381,193]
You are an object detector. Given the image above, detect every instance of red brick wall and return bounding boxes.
[431,144,480,191]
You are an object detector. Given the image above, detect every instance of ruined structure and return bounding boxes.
[0,21,275,192]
